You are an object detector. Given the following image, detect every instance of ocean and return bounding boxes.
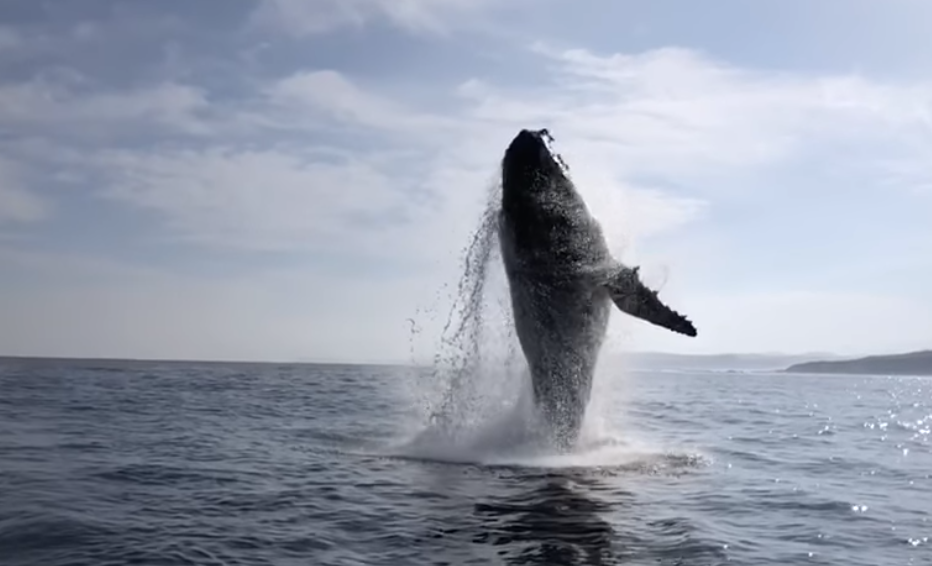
[0,357,929,566]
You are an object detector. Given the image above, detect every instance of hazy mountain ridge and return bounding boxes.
[617,351,840,371]
[1,351,838,371]
[16,351,929,376]
[785,350,932,376]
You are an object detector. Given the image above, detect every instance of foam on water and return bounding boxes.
[392,382,702,471]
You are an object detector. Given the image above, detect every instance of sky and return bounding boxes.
[1,0,932,363]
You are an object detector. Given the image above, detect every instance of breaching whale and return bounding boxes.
[498,128,697,449]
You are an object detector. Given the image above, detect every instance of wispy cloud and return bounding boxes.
[0,159,49,224]
[0,187,47,225]
[266,69,458,135]
[0,75,213,140]
[249,0,505,37]
[0,26,21,51]
[474,44,932,191]
[92,146,426,255]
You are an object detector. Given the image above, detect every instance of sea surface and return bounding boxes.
[1,357,930,566]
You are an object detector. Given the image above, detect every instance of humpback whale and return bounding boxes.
[498,128,697,449]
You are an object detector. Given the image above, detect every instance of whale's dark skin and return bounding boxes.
[498,128,697,449]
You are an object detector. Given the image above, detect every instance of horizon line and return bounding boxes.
[1,349,917,366]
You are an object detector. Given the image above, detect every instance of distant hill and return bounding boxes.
[620,351,839,371]
[784,350,932,376]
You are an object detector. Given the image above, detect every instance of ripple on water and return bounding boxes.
[1,363,932,565]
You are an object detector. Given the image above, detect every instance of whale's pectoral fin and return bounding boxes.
[606,266,698,337]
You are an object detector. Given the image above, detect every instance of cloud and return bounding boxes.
[248,0,501,37]
[0,74,213,140]
[0,188,47,225]
[260,59,720,250]
[56,56,714,272]
[471,45,932,192]
[0,159,49,224]
[0,26,21,51]
[19,45,932,268]
[90,146,434,256]
[15,43,932,233]
[266,69,457,135]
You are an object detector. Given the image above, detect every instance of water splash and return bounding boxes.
[422,179,523,434]
[390,134,685,469]
[392,170,617,465]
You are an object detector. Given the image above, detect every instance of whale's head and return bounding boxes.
[501,128,565,201]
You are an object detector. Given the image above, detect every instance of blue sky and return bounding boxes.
[2,0,932,362]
